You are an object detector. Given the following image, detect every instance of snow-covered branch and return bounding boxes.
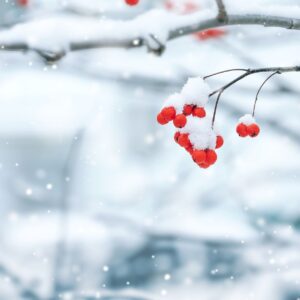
[1,4,300,61]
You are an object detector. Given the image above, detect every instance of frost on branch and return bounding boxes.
[157,77,223,169]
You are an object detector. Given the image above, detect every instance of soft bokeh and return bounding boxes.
[0,1,300,299]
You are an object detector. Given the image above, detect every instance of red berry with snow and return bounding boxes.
[192,149,206,164]
[192,107,206,118]
[216,135,224,149]
[157,113,168,125]
[183,104,194,116]
[206,149,217,165]
[236,123,248,137]
[161,106,176,121]
[173,114,187,128]
[247,123,260,137]
[125,0,139,5]
[178,133,191,149]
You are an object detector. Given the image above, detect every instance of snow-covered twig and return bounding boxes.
[1,7,300,61]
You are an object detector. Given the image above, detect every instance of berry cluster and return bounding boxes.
[236,114,260,138]
[157,78,224,169]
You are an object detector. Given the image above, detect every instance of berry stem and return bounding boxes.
[203,68,249,80]
[211,89,224,128]
[252,71,280,117]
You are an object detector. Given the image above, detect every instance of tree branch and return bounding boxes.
[208,66,300,97]
[215,0,228,22]
[1,10,300,61]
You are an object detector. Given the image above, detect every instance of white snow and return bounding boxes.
[0,9,214,53]
[239,113,256,125]
[164,93,185,113]
[181,77,210,106]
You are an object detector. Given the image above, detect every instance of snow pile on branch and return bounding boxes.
[0,3,299,57]
[0,9,214,53]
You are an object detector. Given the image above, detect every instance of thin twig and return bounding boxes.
[207,66,300,128]
[212,89,224,128]
[203,68,249,80]
[209,66,300,97]
[252,71,280,117]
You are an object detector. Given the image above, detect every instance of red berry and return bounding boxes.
[192,107,206,118]
[236,123,248,137]
[173,114,187,128]
[183,104,194,116]
[247,123,260,137]
[174,132,180,143]
[186,146,194,155]
[198,162,210,169]
[206,149,217,165]
[157,113,168,125]
[192,149,206,164]
[194,29,226,41]
[216,135,224,149]
[161,107,176,121]
[125,0,139,5]
[178,133,191,149]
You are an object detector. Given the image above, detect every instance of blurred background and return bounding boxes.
[0,0,300,299]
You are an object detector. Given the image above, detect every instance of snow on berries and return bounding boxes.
[156,77,221,169]
[157,76,264,169]
[236,114,260,138]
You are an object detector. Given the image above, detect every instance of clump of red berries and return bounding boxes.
[125,0,139,6]
[157,77,223,169]
[236,114,260,138]
[156,77,265,169]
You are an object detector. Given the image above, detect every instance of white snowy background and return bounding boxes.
[0,0,300,299]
